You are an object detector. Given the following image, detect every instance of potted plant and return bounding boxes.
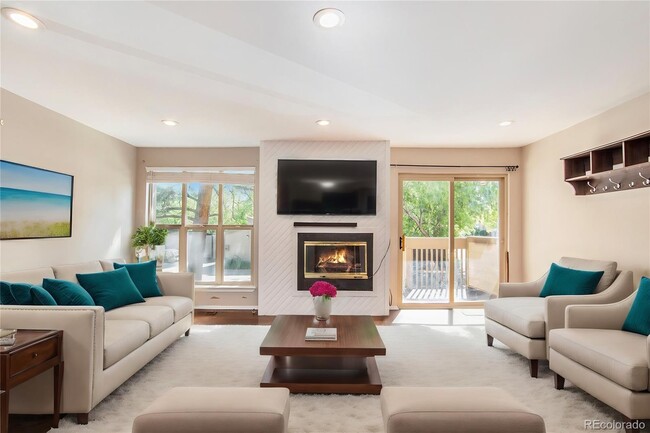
[131,223,168,266]
[308,281,337,321]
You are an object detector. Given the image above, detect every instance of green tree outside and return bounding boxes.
[402,180,499,238]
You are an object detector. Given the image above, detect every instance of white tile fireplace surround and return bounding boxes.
[258,141,390,316]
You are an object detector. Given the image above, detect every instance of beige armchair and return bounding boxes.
[549,292,649,429]
[484,257,634,377]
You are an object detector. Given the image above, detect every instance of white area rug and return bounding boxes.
[52,324,634,433]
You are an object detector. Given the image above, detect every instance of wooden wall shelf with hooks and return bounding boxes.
[562,130,650,195]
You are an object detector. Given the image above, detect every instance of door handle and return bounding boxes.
[399,235,406,251]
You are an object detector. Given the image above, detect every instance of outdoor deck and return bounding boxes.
[402,236,498,303]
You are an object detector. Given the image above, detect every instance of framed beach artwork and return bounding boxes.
[0,160,74,240]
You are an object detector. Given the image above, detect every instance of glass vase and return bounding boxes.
[313,296,332,321]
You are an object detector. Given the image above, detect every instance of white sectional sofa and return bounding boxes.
[0,259,194,424]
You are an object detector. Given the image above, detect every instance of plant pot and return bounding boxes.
[312,296,332,321]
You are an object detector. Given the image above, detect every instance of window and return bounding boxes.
[146,168,255,286]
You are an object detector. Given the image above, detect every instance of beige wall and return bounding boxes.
[522,93,650,283]
[389,147,523,306]
[0,89,137,271]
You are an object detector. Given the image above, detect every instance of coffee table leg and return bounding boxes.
[52,361,63,428]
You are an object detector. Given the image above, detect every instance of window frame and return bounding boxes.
[147,178,255,288]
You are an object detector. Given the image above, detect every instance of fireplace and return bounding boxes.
[297,233,373,291]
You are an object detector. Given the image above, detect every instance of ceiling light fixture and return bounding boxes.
[315,119,330,126]
[1,8,44,30]
[161,119,179,126]
[313,8,345,29]
[499,120,514,127]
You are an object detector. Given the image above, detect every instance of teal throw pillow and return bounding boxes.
[539,263,604,297]
[9,283,33,305]
[76,267,144,311]
[42,278,95,306]
[113,261,162,298]
[622,277,650,336]
[0,281,18,305]
[30,285,57,306]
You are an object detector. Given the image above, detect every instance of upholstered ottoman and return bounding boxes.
[380,387,545,433]
[132,387,290,433]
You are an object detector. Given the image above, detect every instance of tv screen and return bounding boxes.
[277,159,377,215]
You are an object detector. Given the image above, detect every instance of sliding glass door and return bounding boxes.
[399,175,506,308]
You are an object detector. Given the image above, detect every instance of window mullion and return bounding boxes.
[180,183,188,272]
[217,184,224,285]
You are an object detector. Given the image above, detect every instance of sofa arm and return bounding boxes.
[499,273,546,298]
[157,272,194,302]
[565,291,636,330]
[0,305,105,414]
[545,270,634,334]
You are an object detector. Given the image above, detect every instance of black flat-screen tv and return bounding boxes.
[277,159,377,215]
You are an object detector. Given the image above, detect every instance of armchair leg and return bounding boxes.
[529,360,539,378]
[486,334,494,347]
[554,373,565,390]
[185,329,190,337]
[76,413,89,424]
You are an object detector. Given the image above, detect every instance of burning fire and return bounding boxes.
[317,248,349,266]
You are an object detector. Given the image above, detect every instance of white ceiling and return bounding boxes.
[1,1,648,148]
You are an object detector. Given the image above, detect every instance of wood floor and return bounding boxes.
[193,310,401,326]
[8,308,469,433]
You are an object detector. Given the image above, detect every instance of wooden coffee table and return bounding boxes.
[259,315,386,394]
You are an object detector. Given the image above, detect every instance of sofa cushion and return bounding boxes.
[0,282,17,305]
[106,305,174,338]
[539,263,603,297]
[550,328,648,391]
[0,267,55,284]
[30,285,57,305]
[52,261,103,284]
[623,277,650,336]
[42,278,95,306]
[144,296,193,322]
[8,283,33,305]
[100,258,125,271]
[104,319,150,369]
[114,261,162,298]
[77,267,145,312]
[558,257,617,293]
[484,297,545,338]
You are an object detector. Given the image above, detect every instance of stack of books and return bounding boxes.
[305,327,337,341]
[0,329,17,346]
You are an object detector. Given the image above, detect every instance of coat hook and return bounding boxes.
[608,178,621,190]
[586,181,597,193]
[640,172,650,186]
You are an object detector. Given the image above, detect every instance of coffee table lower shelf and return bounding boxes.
[260,355,382,395]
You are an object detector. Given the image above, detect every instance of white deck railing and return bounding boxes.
[403,236,498,303]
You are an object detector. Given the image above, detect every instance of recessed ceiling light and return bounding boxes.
[499,120,514,127]
[1,8,44,30]
[316,119,330,126]
[161,119,179,126]
[313,9,345,29]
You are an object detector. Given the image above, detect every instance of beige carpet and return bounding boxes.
[51,324,640,433]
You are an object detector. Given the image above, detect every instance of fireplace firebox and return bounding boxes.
[297,233,373,291]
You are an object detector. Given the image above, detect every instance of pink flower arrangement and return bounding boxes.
[309,281,337,299]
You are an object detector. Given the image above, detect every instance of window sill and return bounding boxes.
[195,286,256,293]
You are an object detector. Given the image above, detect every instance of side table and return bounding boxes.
[0,330,64,433]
